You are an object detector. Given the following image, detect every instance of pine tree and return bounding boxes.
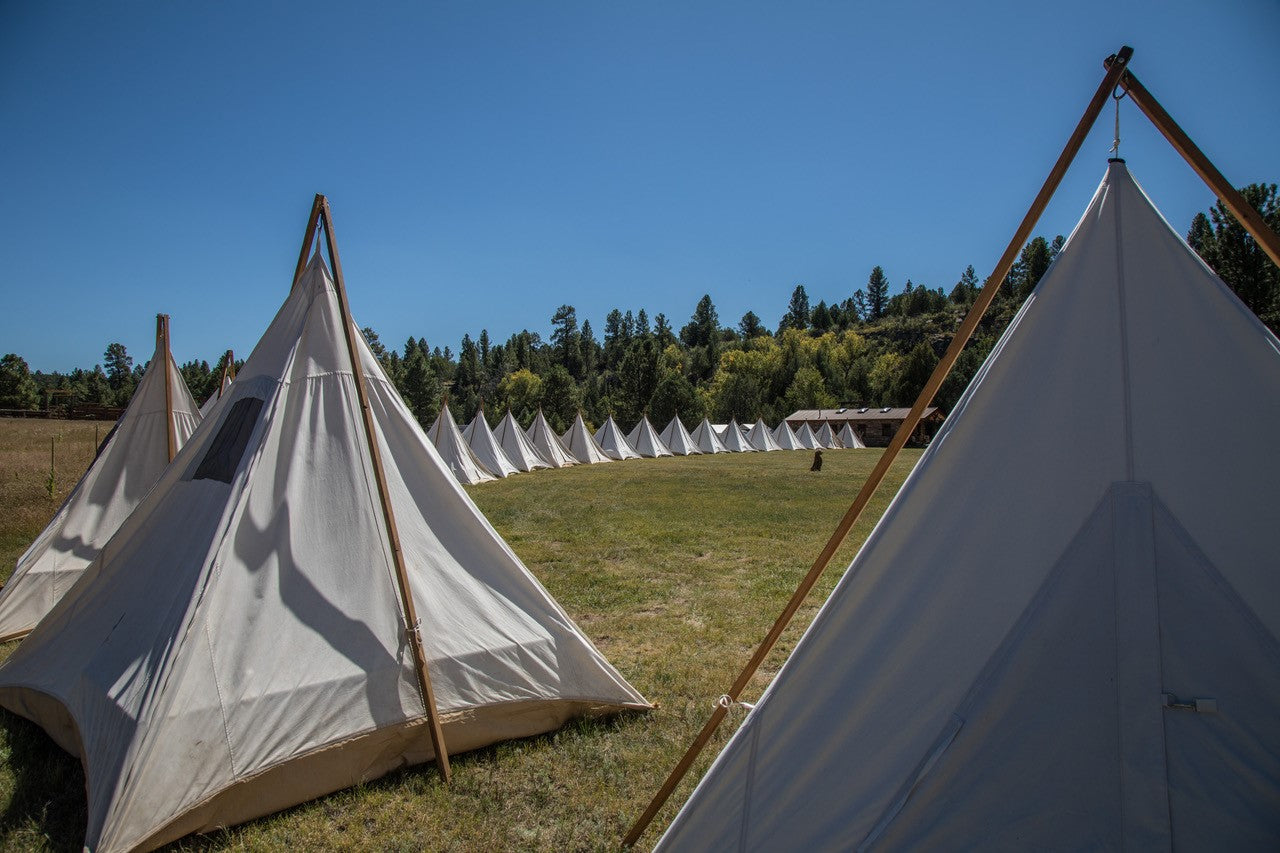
[780,284,810,332]
[738,310,767,338]
[866,267,889,320]
[1187,182,1280,331]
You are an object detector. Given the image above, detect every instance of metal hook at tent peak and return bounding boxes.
[1109,85,1129,159]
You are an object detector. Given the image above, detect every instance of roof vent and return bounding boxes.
[858,407,869,414]
[880,407,891,413]
[836,407,847,414]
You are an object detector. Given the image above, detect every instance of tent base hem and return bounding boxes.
[0,686,648,853]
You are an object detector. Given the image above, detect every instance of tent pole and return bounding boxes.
[622,43,1134,848]
[158,314,177,462]
[317,196,454,785]
[1110,62,1280,270]
[291,195,324,289]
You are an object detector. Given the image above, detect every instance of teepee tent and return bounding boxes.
[0,198,649,853]
[594,414,641,461]
[659,416,701,456]
[814,421,840,449]
[718,418,756,453]
[525,409,577,468]
[198,350,236,418]
[492,409,550,472]
[746,419,782,452]
[428,403,495,486]
[837,422,866,449]
[463,404,520,478]
[655,162,1280,850]
[690,418,729,454]
[0,315,200,643]
[771,419,805,450]
[792,422,821,450]
[627,415,673,458]
[561,411,612,464]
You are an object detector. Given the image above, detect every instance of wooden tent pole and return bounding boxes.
[316,195,453,784]
[158,314,177,462]
[292,195,324,289]
[1110,61,1280,270]
[622,44,1134,849]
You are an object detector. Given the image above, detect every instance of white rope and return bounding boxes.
[715,694,755,711]
[1110,86,1128,158]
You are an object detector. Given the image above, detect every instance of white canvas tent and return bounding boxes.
[428,404,495,486]
[814,421,840,449]
[0,315,200,643]
[746,419,782,452]
[463,405,520,478]
[594,414,641,461]
[198,350,235,418]
[656,162,1280,850]
[792,422,821,450]
[561,411,612,464]
[492,409,550,472]
[718,418,755,453]
[689,418,729,454]
[626,415,673,458]
[525,408,577,468]
[659,416,702,456]
[837,421,866,449]
[0,218,649,853]
[771,419,805,450]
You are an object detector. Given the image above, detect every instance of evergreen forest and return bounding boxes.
[3,184,1277,434]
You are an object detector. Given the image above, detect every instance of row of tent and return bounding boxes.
[2,161,1278,850]
[0,217,650,852]
[429,407,867,485]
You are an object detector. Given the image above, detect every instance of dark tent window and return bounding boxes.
[193,397,264,484]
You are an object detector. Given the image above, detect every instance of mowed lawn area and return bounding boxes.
[0,418,921,851]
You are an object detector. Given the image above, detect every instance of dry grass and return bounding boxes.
[0,419,920,851]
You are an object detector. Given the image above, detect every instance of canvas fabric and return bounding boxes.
[657,162,1280,851]
[594,415,641,461]
[0,337,200,642]
[492,410,550,472]
[525,410,578,468]
[561,412,612,464]
[0,255,648,853]
[198,370,233,418]
[659,417,702,456]
[771,420,805,450]
[719,419,755,453]
[427,404,495,485]
[815,421,840,449]
[462,409,520,478]
[690,418,729,454]
[746,419,782,451]
[792,422,821,450]
[626,416,673,458]
[837,422,866,449]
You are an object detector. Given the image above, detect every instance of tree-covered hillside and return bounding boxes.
[4,185,1277,431]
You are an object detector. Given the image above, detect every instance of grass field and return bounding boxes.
[0,418,920,852]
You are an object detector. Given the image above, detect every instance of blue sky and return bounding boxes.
[2,1,1277,372]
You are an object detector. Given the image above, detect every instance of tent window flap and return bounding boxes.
[193,397,264,483]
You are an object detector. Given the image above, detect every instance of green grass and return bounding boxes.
[0,419,920,851]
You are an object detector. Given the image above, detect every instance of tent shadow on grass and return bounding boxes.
[0,707,86,852]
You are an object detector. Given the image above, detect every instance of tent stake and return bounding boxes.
[1110,61,1280,269]
[622,43,1134,849]
[315,195,453,784]
[158,314,176,462]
